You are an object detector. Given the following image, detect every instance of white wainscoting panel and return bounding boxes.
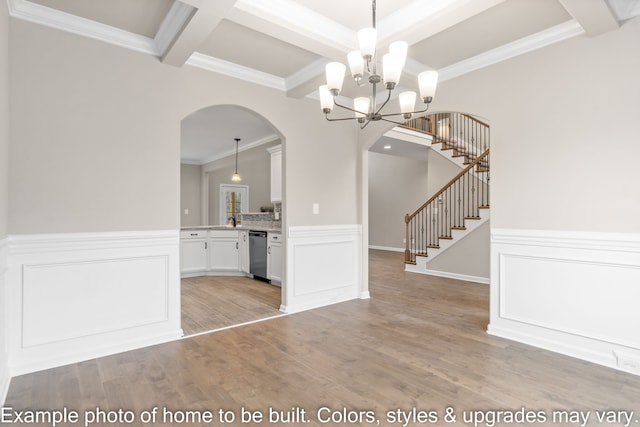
[6,230,182,376]
[284,225,363,313]
[489,229,640,375]
[0,237,9,404]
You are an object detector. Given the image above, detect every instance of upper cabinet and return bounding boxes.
[267,145,282,203]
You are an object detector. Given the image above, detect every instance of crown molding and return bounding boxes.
[438,19,585,83]
[284,57,330,92]
[186,53,286,92]
[234,0,356,53]
[197,134,280,166]
[7,0,159,55]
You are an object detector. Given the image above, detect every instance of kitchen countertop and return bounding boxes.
[181,225,281,233]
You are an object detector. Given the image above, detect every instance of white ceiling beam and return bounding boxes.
[225,0,357,98]
[161,0,238,66]
[559,0,619,36]
[377,0,507,48]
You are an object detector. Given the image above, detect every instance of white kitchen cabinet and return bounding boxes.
[238,230,250,274]
[267,232,282,284]
[180,230,208,274]
[208,230,240,272]
[267,145,282,203]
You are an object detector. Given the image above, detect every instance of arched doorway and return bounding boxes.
[361,112,491,294]
[179,105,285,336]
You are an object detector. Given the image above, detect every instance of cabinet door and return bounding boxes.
[180,239,208,273]
[268,233,283,284]
[209,238,240,271]
[268,145,282,203]
[239,231,250,274]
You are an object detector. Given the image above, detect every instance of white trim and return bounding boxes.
[154,1,195,57]
[489,228,640,375]
[369,245,404,253]
[0,237,9,404]
[423,269,489,284]
[186,53,286,91]
[284,225,362,314]
[7,0,159,55]
[438,20,585,83]
[284,57,330,92]
[234,0,356,53]
[198,134,280,166]
[6,230,182,376]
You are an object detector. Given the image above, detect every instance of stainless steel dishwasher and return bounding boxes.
[249,230,268,281]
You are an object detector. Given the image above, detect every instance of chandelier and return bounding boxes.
[318,0,438,129]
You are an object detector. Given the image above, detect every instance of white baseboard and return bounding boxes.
[6,230,182,376]
[490,228,640,375]
[423,269,489,284]
[369,245,404,252]
[284,225,362,314]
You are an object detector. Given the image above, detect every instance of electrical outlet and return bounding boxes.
[184,209,189,215]
[312,203,320,215]
[614,350,640,374]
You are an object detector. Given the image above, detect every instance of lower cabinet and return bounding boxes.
[268,232,282,284]
[180,229,282,281]
[238,230,250,274]
[180,230,208,274]
[180,229,240,276]
[208,230,240,271]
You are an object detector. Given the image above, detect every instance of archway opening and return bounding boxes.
[179,104,286,336]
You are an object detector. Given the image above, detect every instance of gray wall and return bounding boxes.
[368,151,429,250]
[429,18,640,233]
[0,0,9,401]
[0,0,7,237]
[360,17,640,234]
[8,18,358,234]
[204,140,279,225]
[425,221,490,279]
[180,163,201,227]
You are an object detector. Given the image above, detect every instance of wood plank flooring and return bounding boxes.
[181,275,282,336]
[5,249,640,426]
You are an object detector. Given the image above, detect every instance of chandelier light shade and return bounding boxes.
[319,0,438,129]
[231,138,241,182]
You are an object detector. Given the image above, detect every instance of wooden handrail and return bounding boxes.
[405,148,490,223]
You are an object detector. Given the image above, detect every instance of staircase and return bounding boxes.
[401,113,490,273]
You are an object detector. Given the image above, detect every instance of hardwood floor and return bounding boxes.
[181,275,283,336]
[5,249,640,426]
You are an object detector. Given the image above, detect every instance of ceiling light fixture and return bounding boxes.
[319,0,438,129]
[231,138,242,182]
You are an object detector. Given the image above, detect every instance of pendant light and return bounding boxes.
[231,138,241,182]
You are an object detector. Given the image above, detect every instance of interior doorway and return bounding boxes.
[180,105,285,336]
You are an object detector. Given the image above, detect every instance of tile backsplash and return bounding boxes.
[240,212,281,229]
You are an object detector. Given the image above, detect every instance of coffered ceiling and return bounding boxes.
[8,0,640,161]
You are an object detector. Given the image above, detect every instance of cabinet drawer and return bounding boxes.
[181,230,208,239]
[268,232,281,243]
[210,230,239,238]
